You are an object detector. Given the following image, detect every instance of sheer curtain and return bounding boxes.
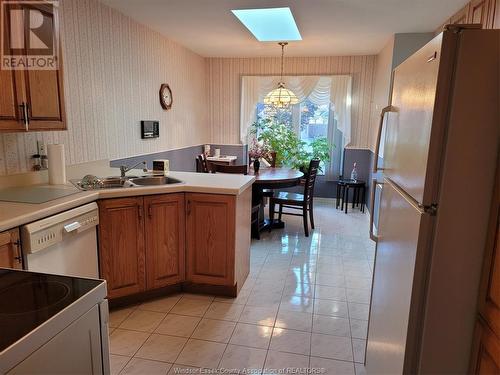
[240,75,352,180]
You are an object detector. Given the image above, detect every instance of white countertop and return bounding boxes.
[0,170,255,232]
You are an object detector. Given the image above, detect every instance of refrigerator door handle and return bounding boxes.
[370,178,381,242]
[373,105,396,173]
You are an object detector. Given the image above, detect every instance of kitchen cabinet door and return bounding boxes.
[468,0,495,28]
[98,197,146,299]
[0,11,25,132]
[25,67,66,130]
[494,0,500,28]
[23,3,66,130]
[185,193,235,286]
[471,322,500,374]
[0,228,22,269]
[0,70,26,131]
[144,194,185,289]
[0,1,66,132]
[470,163,500,372]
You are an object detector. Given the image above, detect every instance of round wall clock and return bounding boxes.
[159,83,173,110]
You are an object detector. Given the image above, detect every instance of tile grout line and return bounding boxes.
[127,296,185,369]
[110,202,373,372]
[168,296,218,369]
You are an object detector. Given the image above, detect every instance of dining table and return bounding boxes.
[248,167,304,232]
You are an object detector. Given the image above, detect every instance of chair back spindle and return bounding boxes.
[303,158,320,203]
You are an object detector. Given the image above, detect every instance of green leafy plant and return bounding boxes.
[248,117,333,172]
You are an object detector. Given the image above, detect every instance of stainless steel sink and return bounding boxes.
[128,176,183,186]
[72,175,182,190]
[72,176,130,190]
[100,177,128,188]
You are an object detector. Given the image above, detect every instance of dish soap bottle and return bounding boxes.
[350,162,358,181]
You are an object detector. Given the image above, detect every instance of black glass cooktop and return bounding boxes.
[0,269,103,352]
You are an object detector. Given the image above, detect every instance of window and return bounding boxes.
[255,99,330,173]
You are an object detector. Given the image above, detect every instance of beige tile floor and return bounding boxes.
[109,198,375,375]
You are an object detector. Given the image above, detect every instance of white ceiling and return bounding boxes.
[100,0,469,57]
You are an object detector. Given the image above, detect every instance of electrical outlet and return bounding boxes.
[37,141,46,156]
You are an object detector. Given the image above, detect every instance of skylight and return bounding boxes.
[231,7,302,42]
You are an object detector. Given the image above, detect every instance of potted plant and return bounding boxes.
[293,137,333,177]
[248,118,333,175]
[248,139,268,173]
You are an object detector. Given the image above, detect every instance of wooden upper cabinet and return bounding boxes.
[145,194,185,289]
[0,228,22,269]
[25,66,65,130]
[186,193,236,286]
[0,70,24,131]
[494,0,500,28]
[438,0,498,34]
[98,197,146,299]
[0,0,66,132]
[0,7,25,131]
[468,0,495,28]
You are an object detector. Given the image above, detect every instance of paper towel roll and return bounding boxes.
[48,144,66,185]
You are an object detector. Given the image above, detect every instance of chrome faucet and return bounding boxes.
[119,161,148,178]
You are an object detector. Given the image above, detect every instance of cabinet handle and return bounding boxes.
[25,103,30,130]
[148,205,152,218]
[186,200,191,216]
[138,206,143,220]
[14,240,22,264]
[19,103,29,131]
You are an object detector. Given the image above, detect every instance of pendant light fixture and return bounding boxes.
[264,42,299,109]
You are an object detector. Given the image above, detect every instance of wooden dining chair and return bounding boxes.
[211,163,261,239]
[210,163,248,175]
[196,154,209,173]
[269,159,320,237]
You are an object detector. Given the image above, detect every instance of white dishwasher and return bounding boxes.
[21,202,100,278]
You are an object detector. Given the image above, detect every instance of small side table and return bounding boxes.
[336,179,366,213]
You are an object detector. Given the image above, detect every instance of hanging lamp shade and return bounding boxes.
[264,82,299,108]
[264,42,299,109]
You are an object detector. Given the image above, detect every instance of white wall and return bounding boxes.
[393,33,435,69]
[0,0,209,176]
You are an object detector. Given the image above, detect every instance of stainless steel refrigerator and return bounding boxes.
[366,25,499,374]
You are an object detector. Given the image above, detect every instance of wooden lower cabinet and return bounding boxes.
[472,321,500,373]
[145,194,185,289]
[98,191,250,300]
[0,228,22,269]
[98,194,186,299]
[470,161,500,372]
[185,193,236,286]
[98,197,146,299]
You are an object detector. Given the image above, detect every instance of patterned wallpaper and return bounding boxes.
[0,0,378,176]
[0,0,209,175]
[207,56,376,148]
